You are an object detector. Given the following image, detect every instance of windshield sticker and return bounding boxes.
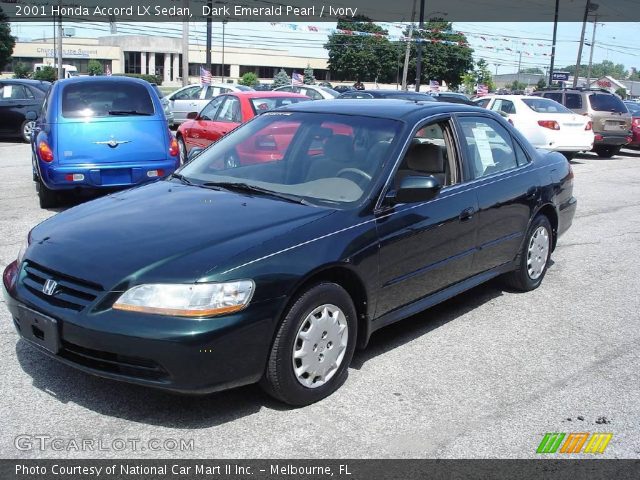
[471,126,496,168]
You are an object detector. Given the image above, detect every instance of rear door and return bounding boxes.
[455,114,540,274]
[56,80,168,166]
[184,95,227,149]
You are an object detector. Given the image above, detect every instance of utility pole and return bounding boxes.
[495,63,501,76]
[517,51,522,85]
[206,0,212,73]
[573,0,598,87]
[586,13,598,86]
[56,12,63,80]
[549,0,559,86]
[221,20,228,83]
[414,0,425,92]
[401,0,417,90]
[181,0,189,87]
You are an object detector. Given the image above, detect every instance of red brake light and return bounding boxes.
[594,134,603,141]
[633,118,640,128]
[168,130,179,157]
[538,120,560,130]
[585,121,592,131]
[38,141,54,162]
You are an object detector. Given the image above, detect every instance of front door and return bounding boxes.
[375,118,479,318]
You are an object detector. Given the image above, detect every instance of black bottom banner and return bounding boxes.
[1,459,639,480]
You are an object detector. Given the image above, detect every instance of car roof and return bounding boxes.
[55,76,151,87]
[226,91,309,99]
[280,98,480,120]
[1,79,51,86]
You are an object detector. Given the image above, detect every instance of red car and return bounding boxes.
[176,91,309,165]
[624,101,640,148]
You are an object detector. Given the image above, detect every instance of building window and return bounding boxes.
[188,63,230,77]
[124,51,141,74]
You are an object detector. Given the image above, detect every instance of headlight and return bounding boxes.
[17,239,28,264]
[112,280,255,317]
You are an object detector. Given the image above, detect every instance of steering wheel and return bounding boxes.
[336,168,372,186]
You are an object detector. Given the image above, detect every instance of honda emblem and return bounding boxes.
[42,279,57,296]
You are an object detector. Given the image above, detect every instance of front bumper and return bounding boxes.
[3,262,282,394]
[39,160,179,191]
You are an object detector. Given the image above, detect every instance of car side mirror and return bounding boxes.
[186,111,199,120]
[187,147,204,161]
[392,175,441,204]
[25,111,38,121]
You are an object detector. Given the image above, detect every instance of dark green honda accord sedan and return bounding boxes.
[3,100,576,405]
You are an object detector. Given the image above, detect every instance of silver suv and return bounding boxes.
[533,88,631,158]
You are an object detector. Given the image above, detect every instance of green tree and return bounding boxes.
[33,66,57,82]
[563,60,627,79]
[628,67,639,81]
[510,80,527,91]
[87,59,103,76]
[12,62,31,79]
[239,72,258,87]
[460,59,495,94]
[615,87,627,99]
[303,64,316,85]
[536,78,547,90]
[0,7,16,72]
[325,16,399,83]
[272,68,291,88]
[405,20,473,89]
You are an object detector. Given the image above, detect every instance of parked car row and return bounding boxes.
[0,79,51,142]
[4,98,577,406]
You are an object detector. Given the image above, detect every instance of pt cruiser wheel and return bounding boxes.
[261,283,357,406]
[504,215,552,292]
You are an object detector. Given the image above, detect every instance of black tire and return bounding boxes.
[37,180,58,209]
[560,152,576,161]
[21,120,35,143]
[261,282,357,406]
[503,215,553,292]
[594,145,620,158]
[178,137,188,165]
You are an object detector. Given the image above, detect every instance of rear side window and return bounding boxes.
[589,93,627,113]
[0,84,33,100]
[249,96,309,114]
[62,81,154,118]
[522,98,572,114]
[543,92,563,104]
[565,93,583,109]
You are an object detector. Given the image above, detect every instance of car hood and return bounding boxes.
[26,180,335,290]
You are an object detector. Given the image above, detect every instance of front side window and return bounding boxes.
[172,86,200,100]
[491,99,516,115]
[61,81,154,118]
[475,98,491,108]
[458,117,520,180]
[249,96,309,114]
[394,120,458,189]
[179,112,402,206]
[199,95,226,120]
[215,96,242,123]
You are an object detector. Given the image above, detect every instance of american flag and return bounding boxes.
[476,84,489,96]
[200,66,212,85]
[105,65,111,76]
[292,72,304,86]
[429,80,440,92]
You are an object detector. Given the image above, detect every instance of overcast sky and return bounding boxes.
[10,21,640,75]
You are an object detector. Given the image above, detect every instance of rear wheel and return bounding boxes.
[37,180,58,209]
[261,283,357,406]
[504,215,552,292]
[560,152,576,161]
[594,145,620,158]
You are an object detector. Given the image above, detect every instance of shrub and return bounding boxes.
[87,59,103,76]
[114,73,163,86]
[239,72,258,87]
[33,66,57,82]
[12,62,31,79]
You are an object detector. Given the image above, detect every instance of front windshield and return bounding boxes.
[178,111,403,206]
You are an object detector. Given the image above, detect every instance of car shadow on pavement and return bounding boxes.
[351,279,506,370]
[15,340,286,428]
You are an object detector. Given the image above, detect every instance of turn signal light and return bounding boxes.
[632,118,640,128]
[538,120,560,130]
[38,141,54,162]
[147,169,165,178]
[585,121,593,131]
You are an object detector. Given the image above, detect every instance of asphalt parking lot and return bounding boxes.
[1,140,639,459]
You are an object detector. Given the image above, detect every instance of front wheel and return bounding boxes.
[503,215,552,292]
[178,137,188,165]
[261,283,357,406]
[21,120,35,143]
[594,145,620,158]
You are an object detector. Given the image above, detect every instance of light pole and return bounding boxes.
[549,0,559,86]
[573,1,599,87]
[221,19,228,83]
[586,13,599,86]
[401,0,417,90]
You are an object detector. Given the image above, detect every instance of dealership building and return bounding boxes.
[4,34,330,85]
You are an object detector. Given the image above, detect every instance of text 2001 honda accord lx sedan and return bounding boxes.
[3,100,576,406]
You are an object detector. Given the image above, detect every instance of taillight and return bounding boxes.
[633,118,640,128]
[538,120,560,130]
[594,134,603,141]
[585,121,592,131]
[168,130,179,157]
[38,141,54,162]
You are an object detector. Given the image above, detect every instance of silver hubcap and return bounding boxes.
[178,140,186,164]
[23,121,35,140]
[292,304,348,389]
[527,226,550,280]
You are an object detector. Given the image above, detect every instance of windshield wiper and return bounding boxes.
[108,110,153,116]
[202,182,311,205]
[169,172,198,186]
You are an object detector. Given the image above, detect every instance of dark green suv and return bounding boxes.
[533,88,631,157]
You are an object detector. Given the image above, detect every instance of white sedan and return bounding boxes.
[485,95,594,159]
[273,84,339,100]
[167,84,254,126]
